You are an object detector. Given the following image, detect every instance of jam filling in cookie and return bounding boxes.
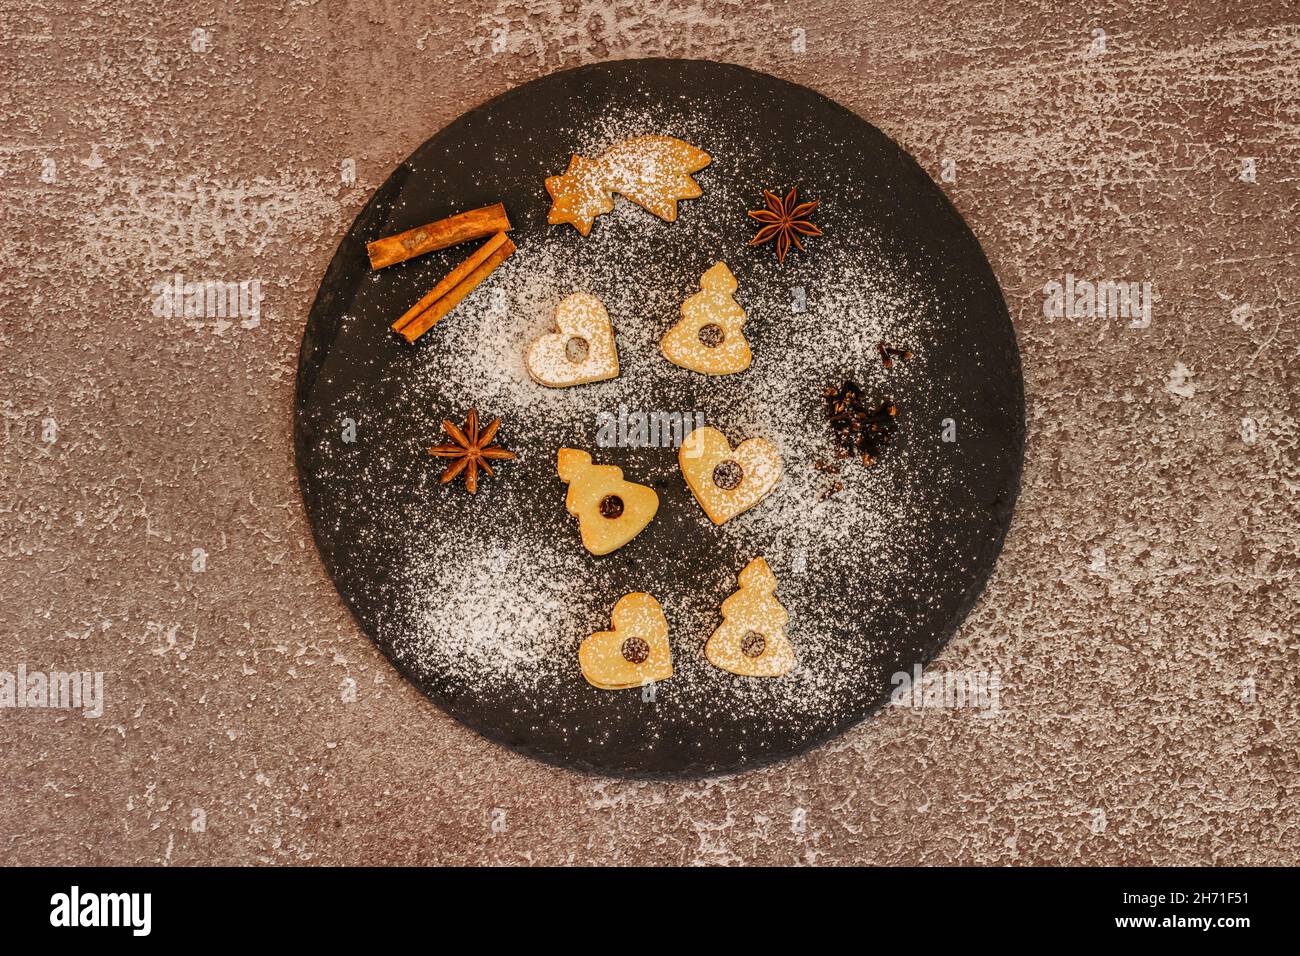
[697,323,725,348]
[620,636,650,664]
[712,460,744,490]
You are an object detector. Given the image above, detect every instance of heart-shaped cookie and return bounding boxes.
[660,262,751,375]
[558,448,658,555]
[679,426,782,525]
[579,592,672,690]
[705,558,794,677]
[526,292,619,388]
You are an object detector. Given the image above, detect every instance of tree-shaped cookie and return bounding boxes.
[580,592,672,690]
[660,262,750,375]
[557,448,658,555]
[526,292,619,387]
[705,558,793,677]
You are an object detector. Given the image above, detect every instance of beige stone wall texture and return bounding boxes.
[1,0,1296,865]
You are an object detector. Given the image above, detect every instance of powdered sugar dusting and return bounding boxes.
[368,103,939,711]
[298,70,1016,773]
[388,538,599,690]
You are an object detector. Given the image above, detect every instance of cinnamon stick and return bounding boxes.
[392,232,516,343]
[394,231,511,330]
[367,202,511,270]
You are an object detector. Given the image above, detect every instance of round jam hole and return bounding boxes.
[621,636,650,664]
[697,323,725,348]
[712,460,743,490]
[741,631,767,658]
[599,495,624,519]
[565,336,589,363]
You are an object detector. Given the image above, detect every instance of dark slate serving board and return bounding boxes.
[295,58,1024,776]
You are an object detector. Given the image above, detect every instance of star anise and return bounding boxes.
[748,186,822,263]
[429,409,516,494]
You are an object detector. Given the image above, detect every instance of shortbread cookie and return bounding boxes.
[706,558,794,677]
[545,155,613,237]
[557,448,659,555]
[526,293,619,387]
[546,136,711,236]
[580,592,673,690]
[660,262,750,375]
[679,427,782,526]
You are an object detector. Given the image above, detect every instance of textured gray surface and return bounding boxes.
[1,1,1297,865]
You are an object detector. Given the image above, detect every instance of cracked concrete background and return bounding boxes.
[2,1,1297,865]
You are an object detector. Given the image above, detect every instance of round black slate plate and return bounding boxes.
[295,58,1024,777]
